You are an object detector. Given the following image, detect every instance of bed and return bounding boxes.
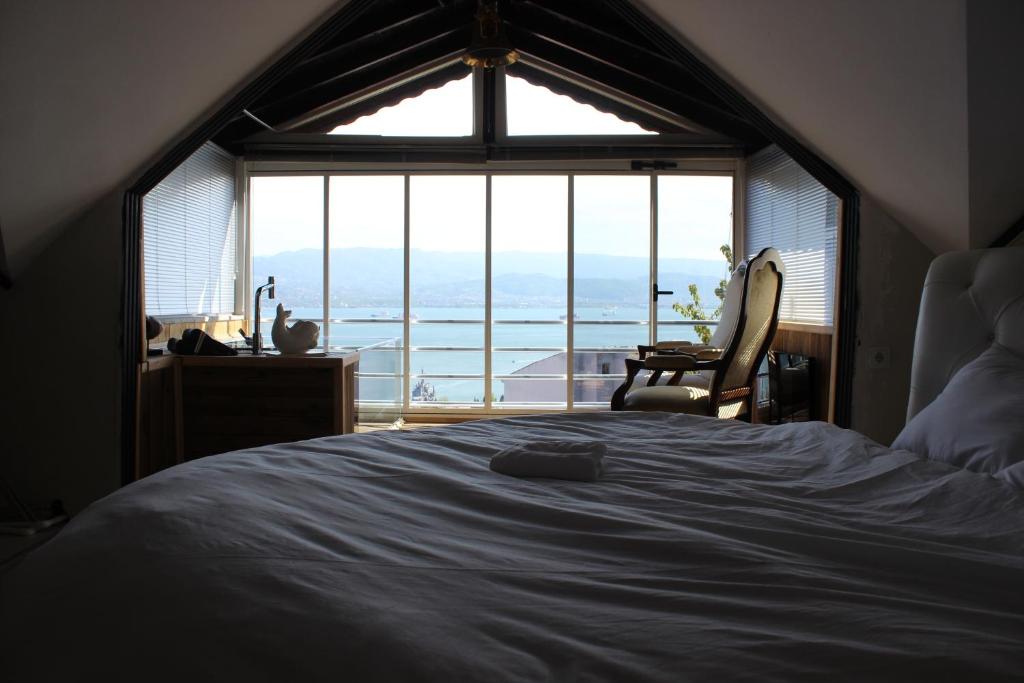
[3,248,1023,681]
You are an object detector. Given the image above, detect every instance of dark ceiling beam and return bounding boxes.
[268,3,468,99]
[289,61,469,133]
[510,1,724,109]
[251,31,467,127]
[512,33,765,144]
[212,119,266,153]
[990,213,1024,248]
[507,63,694,136]
[311,0,466,56]
[532,0,658,51]
[242,141,741,163]
[484,143,741,161]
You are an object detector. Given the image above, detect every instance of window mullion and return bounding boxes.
[235,160,248,318]
[403,175,411,413]
[484,174,493,410]
[472,69,485,143]
[649,173,657,345]
[566,174,575,410]
[322,175,330,352]
[494,66,508,142]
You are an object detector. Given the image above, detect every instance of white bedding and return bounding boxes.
[4,412,1023,681]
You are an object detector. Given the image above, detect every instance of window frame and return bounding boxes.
[243,159,740,418]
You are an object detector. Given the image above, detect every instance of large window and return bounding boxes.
[143,142,237,317]
[249,171,734,414]
[243,66,737,416]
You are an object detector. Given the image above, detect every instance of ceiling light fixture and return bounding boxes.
[462,1,519,69]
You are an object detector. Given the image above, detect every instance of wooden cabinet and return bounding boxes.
[136,353,358,478]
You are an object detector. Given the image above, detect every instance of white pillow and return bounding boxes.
[892,343,1024,487]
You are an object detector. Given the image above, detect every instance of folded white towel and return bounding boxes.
[490,440,607,481]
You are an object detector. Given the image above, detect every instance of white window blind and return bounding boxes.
[745,145,838,326]
[143,142,237,316]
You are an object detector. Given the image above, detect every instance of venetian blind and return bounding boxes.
[745,145,838,326]
[143,142,237,316]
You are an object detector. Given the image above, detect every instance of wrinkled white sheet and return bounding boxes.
[3,412,1023,681]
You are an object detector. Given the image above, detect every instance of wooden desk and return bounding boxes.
[137,352,359,478]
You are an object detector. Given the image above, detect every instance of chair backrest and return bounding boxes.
[708,263,747,349]
[906,247,1024,422]
[711,247,785,409]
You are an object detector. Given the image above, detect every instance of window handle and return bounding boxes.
[653,283,674,301]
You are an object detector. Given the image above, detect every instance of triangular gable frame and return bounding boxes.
[285,65,677,138]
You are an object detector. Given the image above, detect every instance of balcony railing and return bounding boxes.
[259,315,718,418]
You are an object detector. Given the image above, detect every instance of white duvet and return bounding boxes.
[3,412,1023,681]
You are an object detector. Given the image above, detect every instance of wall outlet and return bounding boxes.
[867,346,890,369]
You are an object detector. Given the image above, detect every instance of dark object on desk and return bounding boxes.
[145,315,164,340]
[767,351,815,423]
[168,329,238,356]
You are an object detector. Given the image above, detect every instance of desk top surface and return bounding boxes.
[143,350,359,372]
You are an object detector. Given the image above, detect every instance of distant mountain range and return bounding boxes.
[254,248,730,308]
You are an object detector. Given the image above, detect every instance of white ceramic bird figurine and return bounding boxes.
[271,303,320,354]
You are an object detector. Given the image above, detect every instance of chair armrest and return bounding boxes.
[655,340,694,350]
[639,341,698,359]
[692,347,723,361]
[643,354,699,371]
[649,353,723,373]
[657,346,723,361]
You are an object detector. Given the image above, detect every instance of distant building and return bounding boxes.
[501,351,629,405]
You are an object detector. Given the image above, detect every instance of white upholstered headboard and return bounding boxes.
[906,247,1024,422]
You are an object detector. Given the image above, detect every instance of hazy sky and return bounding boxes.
[249,74,732,262]
[326,74,655,137]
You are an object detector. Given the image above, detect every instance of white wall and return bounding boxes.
[643,0,971,254]
[966,0,1024,248]
[0,191,123,512]
[0,0,341,511]
[851,197,935,445]
[0,0,341,277]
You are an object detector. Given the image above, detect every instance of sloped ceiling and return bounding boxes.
[0,0,1001,278]
[641,0,970,254]
[211,0,764,154]
[0,0,342,278]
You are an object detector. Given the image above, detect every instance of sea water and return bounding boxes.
[278,305,712,404]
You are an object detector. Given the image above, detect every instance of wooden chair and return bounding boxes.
[610,247,785,420]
